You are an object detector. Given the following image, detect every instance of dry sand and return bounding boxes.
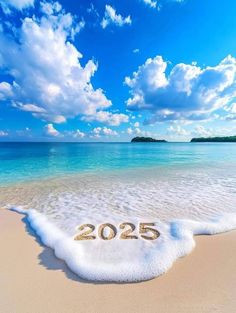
[0,208,236,313]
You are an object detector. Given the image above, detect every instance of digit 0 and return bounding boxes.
[98,223,117,240]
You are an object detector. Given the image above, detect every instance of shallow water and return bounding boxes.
[1,142,236,185]
[1,142,236,282]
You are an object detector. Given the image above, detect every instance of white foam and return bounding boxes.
[5,166,236,282]
[11,206,236,282]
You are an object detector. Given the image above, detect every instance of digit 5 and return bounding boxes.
[139,223,160,240]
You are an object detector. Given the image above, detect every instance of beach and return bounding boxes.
[1,142,236,311]
[1,0,236,310]
[1,208,236,313]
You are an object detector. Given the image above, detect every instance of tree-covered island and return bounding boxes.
[131,137,167,143]
[191,136,236,142]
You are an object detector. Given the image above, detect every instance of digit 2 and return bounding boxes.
[74,224,96,240]
[119,222,138,239]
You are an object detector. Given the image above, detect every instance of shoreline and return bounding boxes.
[1,208,236,313]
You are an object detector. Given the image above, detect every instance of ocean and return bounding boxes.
[1,142,236,282]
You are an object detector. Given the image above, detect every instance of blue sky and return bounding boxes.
[0,0,236,141]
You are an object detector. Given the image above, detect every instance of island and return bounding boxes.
[131,136,167,143]
[191,136,236,142]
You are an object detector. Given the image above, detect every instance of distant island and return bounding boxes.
[191,136,236,142]
[131,136,167,143]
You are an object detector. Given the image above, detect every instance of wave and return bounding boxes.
[11,206,236,282]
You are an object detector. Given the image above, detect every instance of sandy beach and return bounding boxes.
[1,208,236,313]
[1,0,236,310]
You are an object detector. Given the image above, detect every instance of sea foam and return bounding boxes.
[5,165,236,282]
[11,206,236,282]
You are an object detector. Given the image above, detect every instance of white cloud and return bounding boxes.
[73,129,85,138]
[0,130,8,137]
[125,55,236,124]
[44,123,59,137]
[91,127,118,138]
[70,19,85,40]
[225,102,236,114]
[44,127,85,139]
[40,0,85,40]
[82,111,129,126]
[127,127,133,135]
[141,0,185,10]
[125,56,168,92]
[87,3,99,15]
[0,0,34,13]
[0,82,12,100]
[102,127,118,136]
[126,126,148,136]
[14,101,65,123]
[0,4,111,123]
[167,125,189,136]
[101,5,132,29]
[13,102,47,113]
[134,127,142,135]
[134,121,140,127]
[193,125,212,137]
[222,113,236,121]
[167,124,213,138]
[34,113,66,124]
[133,48,140,54]
[15,127,32,137]
[40,0,61,15]
[65,129,85,139]
[142,0,158,9]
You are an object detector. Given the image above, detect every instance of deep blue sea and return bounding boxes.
[1,142,236,185]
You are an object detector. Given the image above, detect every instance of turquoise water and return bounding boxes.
[0,142,236,185]
[3,142,236,282]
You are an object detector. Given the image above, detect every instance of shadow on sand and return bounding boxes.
[21,215,89,284]
[19,213,133,285]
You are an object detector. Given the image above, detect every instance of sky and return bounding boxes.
[0,0,236,142]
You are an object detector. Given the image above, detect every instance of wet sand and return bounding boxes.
[0,208,236,313]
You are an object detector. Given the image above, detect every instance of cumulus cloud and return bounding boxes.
[91,127,118,138]
[0,0,34,13]
[40,0,61,15]
[72,129,85,138]
[61,127,117,140]
[101,5,131,29]
[125,55,236,124]
[126,126,151,137]
[167,125,189,136]
[0,2,111,124]
[44,123,59,137]
[82,111,129,126]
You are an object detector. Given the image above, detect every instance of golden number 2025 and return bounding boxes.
[74,222,160,241]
